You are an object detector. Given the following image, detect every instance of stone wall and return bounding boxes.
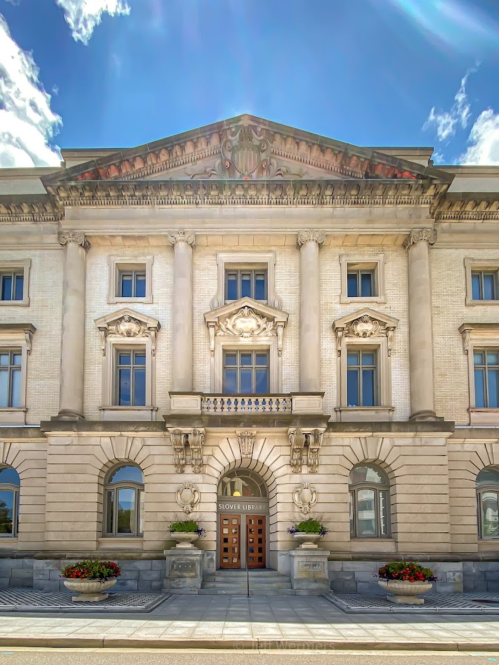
[0,558,33,588]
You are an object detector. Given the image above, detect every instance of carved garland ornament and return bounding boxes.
[334,314,396,357]
[97,314,160,356]
[293,483,318,515]
[217,307,277,338]
[170,429,205,473]
[175,483,200,515]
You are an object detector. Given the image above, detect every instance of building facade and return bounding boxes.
[1,115,499,593]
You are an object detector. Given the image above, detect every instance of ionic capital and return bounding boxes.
[58,232,90,251]
[403,228,437,250]
[169,230,196,248]
[297,230,326,248]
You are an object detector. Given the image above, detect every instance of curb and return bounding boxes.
[1,636,499,651]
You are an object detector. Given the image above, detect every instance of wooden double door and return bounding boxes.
[219,514,266,569]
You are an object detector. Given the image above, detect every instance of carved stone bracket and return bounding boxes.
[237,430,256,459]
[297,230,326,247]
[176,483,201,514]
[95,309,161,357]
[58,231,90,251]
[169,230,196,248]
[169,428,205,473]
[403,228,437,250]
[293,483,318,515]
[288,428,325,473]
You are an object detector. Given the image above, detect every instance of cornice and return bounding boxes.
[44,178,447,208]
[0,194,62,223]
[436,194,499,221]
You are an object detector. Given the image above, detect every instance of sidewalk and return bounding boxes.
[1,595,499,651]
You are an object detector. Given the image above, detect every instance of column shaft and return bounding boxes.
[58,233,88,419]
[298,231,325,392]
[171,231,195,392]
[406,229,437,420]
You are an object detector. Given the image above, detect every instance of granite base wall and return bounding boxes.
[328,560,499,594]
[0,558,34,588]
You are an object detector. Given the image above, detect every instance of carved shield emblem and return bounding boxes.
[222,125,271,177]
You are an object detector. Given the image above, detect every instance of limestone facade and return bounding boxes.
[1,115,499,593]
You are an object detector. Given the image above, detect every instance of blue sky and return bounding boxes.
[1,0,499,167]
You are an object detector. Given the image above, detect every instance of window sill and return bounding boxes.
[469,408,499,426]
[335,406,394,422]
[0,408,27,425]
[339,296,386,305]
[108,296,153,305]
[100,406,158,422]
[0,300,29,307]
[466,299,499,306]
[98,537,143,550]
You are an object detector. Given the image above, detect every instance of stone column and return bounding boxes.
[298,230,325,392]
[404,228,437,420]
[57,232,89,419]
[170,230,195,392]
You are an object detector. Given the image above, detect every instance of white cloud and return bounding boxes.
[432,151,445,164]
[459,109,499,165]
[423,71,473,142]
[0,13,62,167]
[55,0,130,45]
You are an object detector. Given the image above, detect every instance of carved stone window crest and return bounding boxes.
[217,307,278,338]
[95,308,161,356]
[293,483,318,515]
[333,308,398,358]
[169,428,205,473]
[176,483,200,514]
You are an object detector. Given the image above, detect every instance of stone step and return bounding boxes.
[199,588,296,596]
[202,582,292,590]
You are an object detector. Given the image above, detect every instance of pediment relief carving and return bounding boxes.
[332,308,398,357]
[95,308,161,356]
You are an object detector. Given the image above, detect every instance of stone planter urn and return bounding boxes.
[63,578,117,602]
[293,532,321,549]
[171,532,199,549]
[378,579,433,605]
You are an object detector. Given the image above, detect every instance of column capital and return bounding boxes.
[169,230,196,248]
[403,228,437,250]
[58,232,90,251]
[297,230,326,248]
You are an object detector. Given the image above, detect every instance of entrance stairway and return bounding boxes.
[200,569,295,595]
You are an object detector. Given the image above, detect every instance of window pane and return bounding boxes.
[357,489,376,537]
[484,274,496,300]
[255,369,268,394]
[118,368,131,406]
[0,354,8,366]
[475,368,486,408]
[347,351,359,366]
[0,491,14,534]
[487,352,499,365]
[135,273,146,298]
[474,351,485,366]
[105,490,114,535]
[0,370,8,408]
[255,273,266,300]
[240,369,252,393]
[347,273,358,297]
[119,353,131,365]
[12,354,21,366]
[379,491,388,536]
[362,369,376,406]
[10,368,21,408]
[481,491,499,538]
[488,369,499,408]
[14,275,23,301]
[134,353,146,366]
[120,274,133,298]
[1,276,12,301]
[0,468,20,485]
[139,491,144,534]
[350,464,387,485]
[224,369,237,394]
[256,353,268,366]
[349,491,354,537]
[472,273,481,300]
[241,273,252,298]
[226,274,238,300]
[347,369,359,406]
[109,465,143,484]
[240,353,252,366]
[360,272,373,297]
[117,488,136,534]
[133,368,146,406]
[224,353,237,366]
[362,352,375,366]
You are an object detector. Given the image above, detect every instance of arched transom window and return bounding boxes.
[477,467,499,540]
[0,466,20,537]
[218,470,268,498]
[104,465,144,537]
[349,464,390,539]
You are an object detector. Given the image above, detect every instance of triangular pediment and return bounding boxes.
[43,115,452,188]
[95,308,160,331]
[205,297,288,336]
[333,307,399,332]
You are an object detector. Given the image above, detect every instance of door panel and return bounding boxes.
[246,515,266,569]
[219,514,241,569]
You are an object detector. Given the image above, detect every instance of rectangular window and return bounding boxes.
[225,269,267,301]
[0,273,24,302]
[223,350,269,394]
[347,350,377,407]
[474,349,499,408]
[118,270,146,298]
[115,349,146,406]
[347,270,374,298]
[472,271,498,301]
[0,350,22,408]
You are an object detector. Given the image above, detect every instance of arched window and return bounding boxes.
[349,464,390,538]
[104,465,144,537]
[0,467,20,537]
[477,467,499,540]
[218,470,268,498]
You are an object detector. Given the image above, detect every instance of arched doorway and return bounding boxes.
[217,469,269,569]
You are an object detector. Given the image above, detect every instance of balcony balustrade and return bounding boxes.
[169,392,324,416]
